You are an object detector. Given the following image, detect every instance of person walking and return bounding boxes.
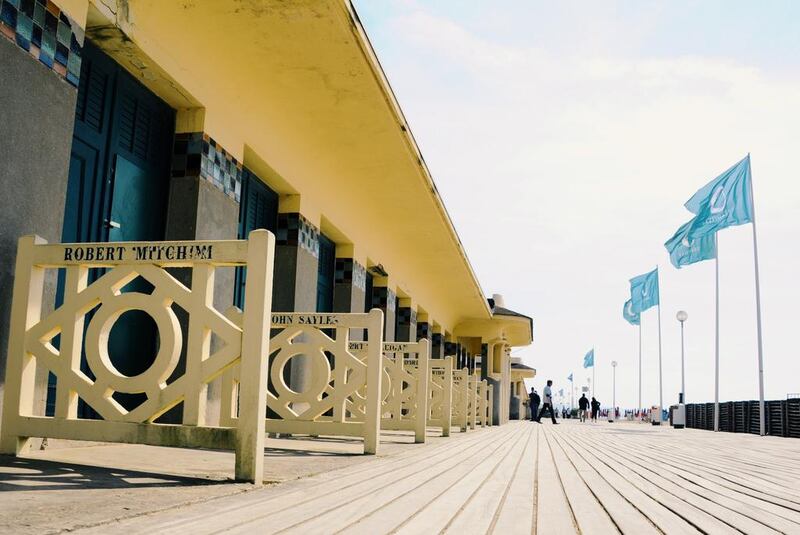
[590,396,600,421]
[537,380,558,424]
[528,387,540,422]
[578,393,589,422]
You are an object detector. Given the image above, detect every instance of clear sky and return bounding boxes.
[353,0,800,409]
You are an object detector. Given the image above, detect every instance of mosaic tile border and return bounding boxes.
[335,258,367,291]
[371,286,396,312]
[0,0,84,87]
[276,212,320,258]
[172,132,242,202]
[397,306,416,327]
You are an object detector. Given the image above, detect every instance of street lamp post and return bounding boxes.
[676,310,688,404]
[610,361,617,422]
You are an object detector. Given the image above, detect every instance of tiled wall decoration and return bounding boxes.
[0,0,83,87]
[397,306,416,327]
[371,286,396,312]
[276,212,320,257]
[172,132,242,202]
[335,258,366,291]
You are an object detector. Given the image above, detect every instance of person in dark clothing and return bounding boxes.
[590,397,600,421]
[529,387,540,422]
[537,380,558,424]
[578,394,589,422]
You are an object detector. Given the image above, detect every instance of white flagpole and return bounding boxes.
[638,322,642,416]
[570,374,574,411]
[748,155,766,436]
[714,232,720,432]
[656,267,664,424]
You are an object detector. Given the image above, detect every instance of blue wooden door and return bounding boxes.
[50,41,175,416]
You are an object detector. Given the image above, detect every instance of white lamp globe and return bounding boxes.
[676,310,688,322]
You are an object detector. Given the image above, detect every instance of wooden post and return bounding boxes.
[0,235,47,454]
[234,230,274,484]
[442,356,453,437]
[415,339,430,443]
[363,309,384,454]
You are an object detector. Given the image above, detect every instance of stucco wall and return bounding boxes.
[0,38,77,424]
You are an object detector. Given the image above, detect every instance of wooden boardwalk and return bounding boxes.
[80,420,800,534]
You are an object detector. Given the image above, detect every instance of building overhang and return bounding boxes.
[82,0,491,329]
[454,308,533,348]
[511,363,537,380]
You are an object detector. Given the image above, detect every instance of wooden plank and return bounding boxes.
[541,426,619,534]
[590,432,800,532]
[534,424,579,535]
[572,426,772,533]
[444,425,534,533]
[489,423,538,534]
[341,432,520,535]
[127,427,501,535]
[392,426,530,534]
[260,426,521,534]
[547,427,659,535]
[561,428,709,534]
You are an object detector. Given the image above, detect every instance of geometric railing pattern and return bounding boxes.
[467,373,479,430]
[351,340,430,444]
[220,310,384,454]
[428,356,453,437]
[451,368,470,433]
[0,231,274,484]
[475,378,489,428]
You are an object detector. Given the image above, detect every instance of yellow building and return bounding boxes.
[0,0,532,429]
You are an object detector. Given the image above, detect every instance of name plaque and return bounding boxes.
[272,314,340,326]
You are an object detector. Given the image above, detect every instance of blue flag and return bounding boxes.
[583,349,594,368]
[630,268,659,313]
[664,219,716,268]
[685,155,753,239]
[623,298,640,326]
[567,373,573,382]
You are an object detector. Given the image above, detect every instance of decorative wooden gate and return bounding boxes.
[451,368,470,432]
[220,310,384,454]
[0,231,274,484]
[428,356,453,437]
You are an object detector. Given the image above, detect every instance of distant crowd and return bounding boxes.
[526,382,654,423]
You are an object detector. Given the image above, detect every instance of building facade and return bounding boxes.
[0,0,532,430]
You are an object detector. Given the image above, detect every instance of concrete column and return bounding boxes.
[333,257,367,340]
[0,37,77,425]
[165,131,243,425]
[480,343,489,379]
[431,325,444,359]
[501,344,511,424]
[395,298,417,342]
[274,211,320,392]
[369,279,396,342]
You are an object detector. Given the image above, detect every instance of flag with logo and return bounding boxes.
[685,155,753,239]
[623,298,640,325]
[664,219,717,268]
[630,268,659,313]
[583,349,594,368]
